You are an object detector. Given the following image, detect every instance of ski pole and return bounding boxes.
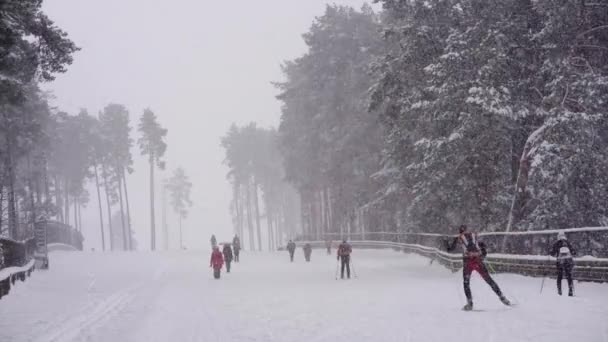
[351,258,358,279]
[486,261,497,274]
[540,239,553,294]
[540,255,552,294]
[335,259,340,280]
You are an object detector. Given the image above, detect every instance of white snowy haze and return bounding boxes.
[41,0,377,250]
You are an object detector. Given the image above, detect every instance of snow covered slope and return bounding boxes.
[0,249,606,342]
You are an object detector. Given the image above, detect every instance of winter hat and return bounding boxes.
[458,225,468,234]
[557,231,567,240]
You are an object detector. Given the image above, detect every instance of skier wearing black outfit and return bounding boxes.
[446,225,511,311]
[303,243,312,262]
[550,231,576,296]
[287,240,296,262]
[223,244,234,273]
[337,240,352,279]
[233,235,241,262]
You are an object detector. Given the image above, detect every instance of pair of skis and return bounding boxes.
[334,259,358,280]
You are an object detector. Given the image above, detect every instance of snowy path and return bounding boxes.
[0,249,607,342]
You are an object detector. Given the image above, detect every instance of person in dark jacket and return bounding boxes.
[287,240,296,262]
[325,240,332,255]
[337,240,352,279]
[446,225,511,311]
[550,231,576,296]
[233,235,241,262]
[303,243,312,262]
[223,244,234,273]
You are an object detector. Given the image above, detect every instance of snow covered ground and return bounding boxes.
[0,249,607,342]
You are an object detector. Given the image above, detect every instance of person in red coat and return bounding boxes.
[210,246,224,279]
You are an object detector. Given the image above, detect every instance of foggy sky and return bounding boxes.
[42,0,376,250]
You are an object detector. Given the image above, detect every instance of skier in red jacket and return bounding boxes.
[446,225,511,311]
[210,246,224,279]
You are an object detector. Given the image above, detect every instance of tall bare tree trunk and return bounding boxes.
[245,180,255,251]
[179,214,183,249]
[6,130,18,239]
[300,192,308,239]
[73,199,78,231]
[78,202,83,232]
[27,155,37,235]
[64,177,70,226]
[122,169,133,251]
[324,188,332,235]
[253,181,262,251]
[320,189,326,239]
[161,179,168,250]
[102,165,114,250]
[149,155,156,251]
[0,186,4,235]
[94,165,106,251]
[233,182,243,238]
[116,167,127,250]
[54,175,63,223]
[43,158,50,209]
[274,210,281,247]
[266,201,273,251]
[503,122,554,249]
[238,183,245,239]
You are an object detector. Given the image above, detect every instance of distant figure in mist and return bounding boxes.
[210,235,217,248]
[223,244,234,273]
[233,235,241,262]
[287,240,296,262]
[325,240,332,255]
[550,232,576,296]
[446,225,511,311]
[303,243,312,262]
[337,240,352,279]
[210,246,224,279]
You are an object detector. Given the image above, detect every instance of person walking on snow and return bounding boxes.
[223,243,234,273]
[446,225,511,311]
[337,240,352,279]
[550,231,576,296]
[287,240,296,262]
[325,239,332,255]
[210,234,217,248]
[303,243,312,262]
[210,246,224,279]
[233,235,241,263]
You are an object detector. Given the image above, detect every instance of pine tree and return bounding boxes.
[138,109,168,251]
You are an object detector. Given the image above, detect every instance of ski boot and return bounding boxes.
[568,288,574,297]
[463,300,473,311]
[499,295,511,306]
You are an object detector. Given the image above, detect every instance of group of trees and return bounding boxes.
[269,1,608,239]
[0,0,77,240]
[222,124,300,251]
[0,0,193,250]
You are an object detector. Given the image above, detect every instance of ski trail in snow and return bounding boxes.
[32,284,139,342]
[1,250,607,342]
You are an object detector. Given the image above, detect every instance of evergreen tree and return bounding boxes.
[138,109,167,251]
[166,167,192,249]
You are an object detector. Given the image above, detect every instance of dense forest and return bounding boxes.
[0,1,188,251]
[225,0,608,245]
